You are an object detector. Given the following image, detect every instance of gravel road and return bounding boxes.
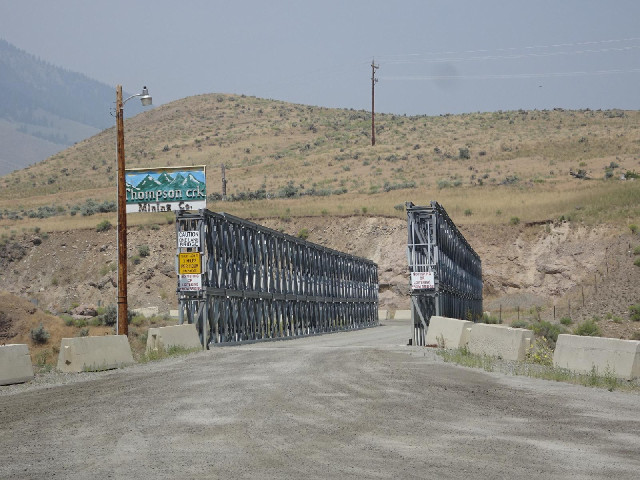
[1,319,639,479]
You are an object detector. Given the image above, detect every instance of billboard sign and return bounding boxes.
[125,165,206,213]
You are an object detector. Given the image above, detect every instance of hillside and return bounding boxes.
[0,38,145,175]
[0,94,639,354]
[0,93,638,227]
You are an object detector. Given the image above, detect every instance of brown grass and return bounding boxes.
[0,94,638,230]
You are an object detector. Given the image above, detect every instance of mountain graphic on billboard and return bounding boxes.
[127,172,206,199]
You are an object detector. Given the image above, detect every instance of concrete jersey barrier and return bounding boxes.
[0,344,34,386]
[425,316,473,349]
[468,323,533,361]
[394,310,411,321]
[553,334,640,380]
[146,324,202,352]
[132,306,159,318]
[57,335,134,373]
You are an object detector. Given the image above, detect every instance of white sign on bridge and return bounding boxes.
[178,230,200,248]
[179,274,202,291]
[411,271,435,290]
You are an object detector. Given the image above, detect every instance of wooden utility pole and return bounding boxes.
[221,163,227,200]
[115,85,128,337]
[371,59,379,146]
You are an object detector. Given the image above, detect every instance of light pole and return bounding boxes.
[115,85,152,336]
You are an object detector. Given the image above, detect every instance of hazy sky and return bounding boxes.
[1,0,639,115]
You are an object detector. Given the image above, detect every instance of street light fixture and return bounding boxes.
[115,85,152,337]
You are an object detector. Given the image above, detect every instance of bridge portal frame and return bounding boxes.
[176,209,379,347]
[406,201,483,346]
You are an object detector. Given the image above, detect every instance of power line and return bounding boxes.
[374,36,640,63]
[382,68,640,82]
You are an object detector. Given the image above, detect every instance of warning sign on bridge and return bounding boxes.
[178,230,200,248]
[179,274,202,291]
[178,252,201,275]
[411,271,435,290]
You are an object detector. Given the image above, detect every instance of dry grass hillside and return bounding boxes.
[1,94,640,362]
[0,94,639,225]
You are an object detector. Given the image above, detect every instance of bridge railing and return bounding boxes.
[176,210,379,346]
[406,201,483,346]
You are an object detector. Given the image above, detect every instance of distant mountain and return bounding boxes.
[0,38,146,175]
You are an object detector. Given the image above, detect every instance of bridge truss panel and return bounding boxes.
[406,201,483,346]
[176,210,379,347]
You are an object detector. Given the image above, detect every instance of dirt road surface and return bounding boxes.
[1,319,639,479]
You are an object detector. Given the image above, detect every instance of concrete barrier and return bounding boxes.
[425,316,473,349]
[0,344,34,386]
[57,335,134,373]
[553,334,640,380]
[468,324,533,361]
[146,324,202,353]
[378,309,388,321]
[394,310,411,321]
[132,306,159,317]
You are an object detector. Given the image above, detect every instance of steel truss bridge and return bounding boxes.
[406,202,483,346]
[176,210,379,346]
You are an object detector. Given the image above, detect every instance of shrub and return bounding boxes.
[73,317,87,328]
[526,337,554,366]
[138,245,150,257]
[458,147,470,160]
[635,258,640,268]
[100,305,117,326]
[510,216,520,225]
[629,304,640,322]
[633,245,640,255]
[510,319,529,329]
[96,220,112,232]
[630,224,639,235]
[99,305,133,326]
[482,313,501,324]
[573,318,601,336]
[30,323,50,344]
[531,320,564,345]
[559,317,572,326]
[278,181,299,198]
[297,228,310,240]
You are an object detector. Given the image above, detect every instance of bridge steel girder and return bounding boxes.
[406,201,483,346]
[176,210,379,347]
